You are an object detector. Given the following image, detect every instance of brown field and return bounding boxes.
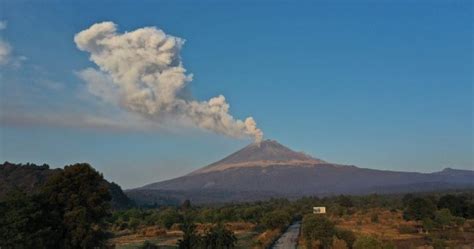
[333,208,474,249]
[110,222,258,249]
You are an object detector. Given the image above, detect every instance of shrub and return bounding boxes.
[302,215,335,249]
[201,223,237,249]
[371,213,379,223]
[139,241,158,249]
[432,239,446,249]
[261,210,291,230]
[398,224,418,234]
[403,197,436,221]
[353,235,383,249]
[332,236,348,249]
[335,229,356,248]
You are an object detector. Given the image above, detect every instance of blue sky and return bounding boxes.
[0,0,472,188]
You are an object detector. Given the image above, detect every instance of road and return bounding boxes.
[271,221,301,249]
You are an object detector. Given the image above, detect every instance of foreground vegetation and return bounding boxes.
[1,162,473,248]
[109,191,474,249]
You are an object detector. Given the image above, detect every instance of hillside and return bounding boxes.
[0,161,133,209]
[129,140,474,204]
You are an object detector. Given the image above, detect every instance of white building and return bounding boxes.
[313,206,326,214]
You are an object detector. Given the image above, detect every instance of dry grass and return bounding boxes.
[253,229,281,249]
[110,222,256,248]
[335,208,422,241]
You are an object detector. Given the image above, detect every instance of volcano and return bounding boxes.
[190,140,326,175]
[127,140,474,205]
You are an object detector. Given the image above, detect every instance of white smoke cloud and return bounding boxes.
[0,20,26,67]
[0,39,12,65]
[0,21,11,65]
[74,22,263,142]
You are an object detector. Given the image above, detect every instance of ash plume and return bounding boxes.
[74,22,263,142]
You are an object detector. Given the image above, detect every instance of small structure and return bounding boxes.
[313,206,326,214]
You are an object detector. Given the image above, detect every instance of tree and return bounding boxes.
[335,229,356,248]
[0,163,112,249]
[434,208,455,230]
[159,208,183,229]
[402,194,414,207]
[337,195,354,208]
[202,223,237,249]
[437,194,468,218]
[353,236,383,249]
[422,218,435,233]
[403,197,436,221]
[261,210,291,230]
[178,217,202,249]
[302,215,335,249]
[0,191,60,249]
[41,163,111,248]
[181,199,192,210]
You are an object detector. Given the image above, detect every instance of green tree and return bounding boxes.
[337,195,354,208]
[403,197,436,221]
[335,229,356,248]
[437,194,468,218]
[0,191,60,249]
[0,163,112,249]
[434,208,454,230]
[353,236,383,249]
[422,218,435,233]
[302,215,335,249]
[202,223,237,249]
[159,208,183,229]
[42,163,111,248]
[178,217,202,249]
[181,199,192,211]
[261,210,291,230]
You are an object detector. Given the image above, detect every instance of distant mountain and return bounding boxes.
[129,140,474,205]
[0,162,134,209]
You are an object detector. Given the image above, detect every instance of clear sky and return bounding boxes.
[0,0,472,189]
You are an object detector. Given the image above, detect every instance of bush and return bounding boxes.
[332,236,348,249]
[159,208,183,229]
[335,229,356,248]
[139,241,158,249]
[201,223,237,249]
[432,239,446,249]
[302,215,335,249]
[261,210,291,230]
[398,224,418,234]
[434,208,455,229]
[353,235,383,249]
[403,197,436,221]
[371,213,379,223]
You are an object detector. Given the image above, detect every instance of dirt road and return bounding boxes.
[271,221,301,249]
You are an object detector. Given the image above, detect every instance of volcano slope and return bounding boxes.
[127,140,474,204]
